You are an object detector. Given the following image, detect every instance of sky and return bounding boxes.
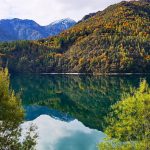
[0,0,124,25]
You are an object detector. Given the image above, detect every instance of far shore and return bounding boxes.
[41,72,150,76]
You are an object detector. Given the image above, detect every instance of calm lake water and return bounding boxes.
[10,74,150,150]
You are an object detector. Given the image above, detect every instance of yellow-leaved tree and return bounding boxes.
[0,68,37,150]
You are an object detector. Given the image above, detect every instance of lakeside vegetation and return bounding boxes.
[99,80,150,150]
[0,1,149,73]
[0,69,37,150]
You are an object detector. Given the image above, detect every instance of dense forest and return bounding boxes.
[0,0,149,73]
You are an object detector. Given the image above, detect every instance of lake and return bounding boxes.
[10,74,150,150]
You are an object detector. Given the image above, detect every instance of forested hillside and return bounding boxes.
[0,0,149,73]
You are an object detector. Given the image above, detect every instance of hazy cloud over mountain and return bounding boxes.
[0,0,122,25]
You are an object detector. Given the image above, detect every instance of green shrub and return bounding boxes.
[99,80,150,150]
[0,68,37,150]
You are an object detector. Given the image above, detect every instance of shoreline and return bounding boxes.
[41,72,150,76]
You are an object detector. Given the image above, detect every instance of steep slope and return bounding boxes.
[0,18,76,41]
[0,1,149,73]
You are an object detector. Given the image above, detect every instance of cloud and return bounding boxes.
[0,0,123,25]
[21,115,106,150]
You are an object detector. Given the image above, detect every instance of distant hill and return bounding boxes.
[0,18,76,41]
[0,0,149,73]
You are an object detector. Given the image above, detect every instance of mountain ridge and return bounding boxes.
[0,18,76,41]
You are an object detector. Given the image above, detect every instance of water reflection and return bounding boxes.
[22,115,105,150]
[10,74,150,131]
[24,105,74,122]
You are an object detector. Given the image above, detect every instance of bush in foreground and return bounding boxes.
[99,80,150,150]
[0,68,37,150]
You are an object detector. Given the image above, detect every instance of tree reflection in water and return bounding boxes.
[11,74,150,131]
